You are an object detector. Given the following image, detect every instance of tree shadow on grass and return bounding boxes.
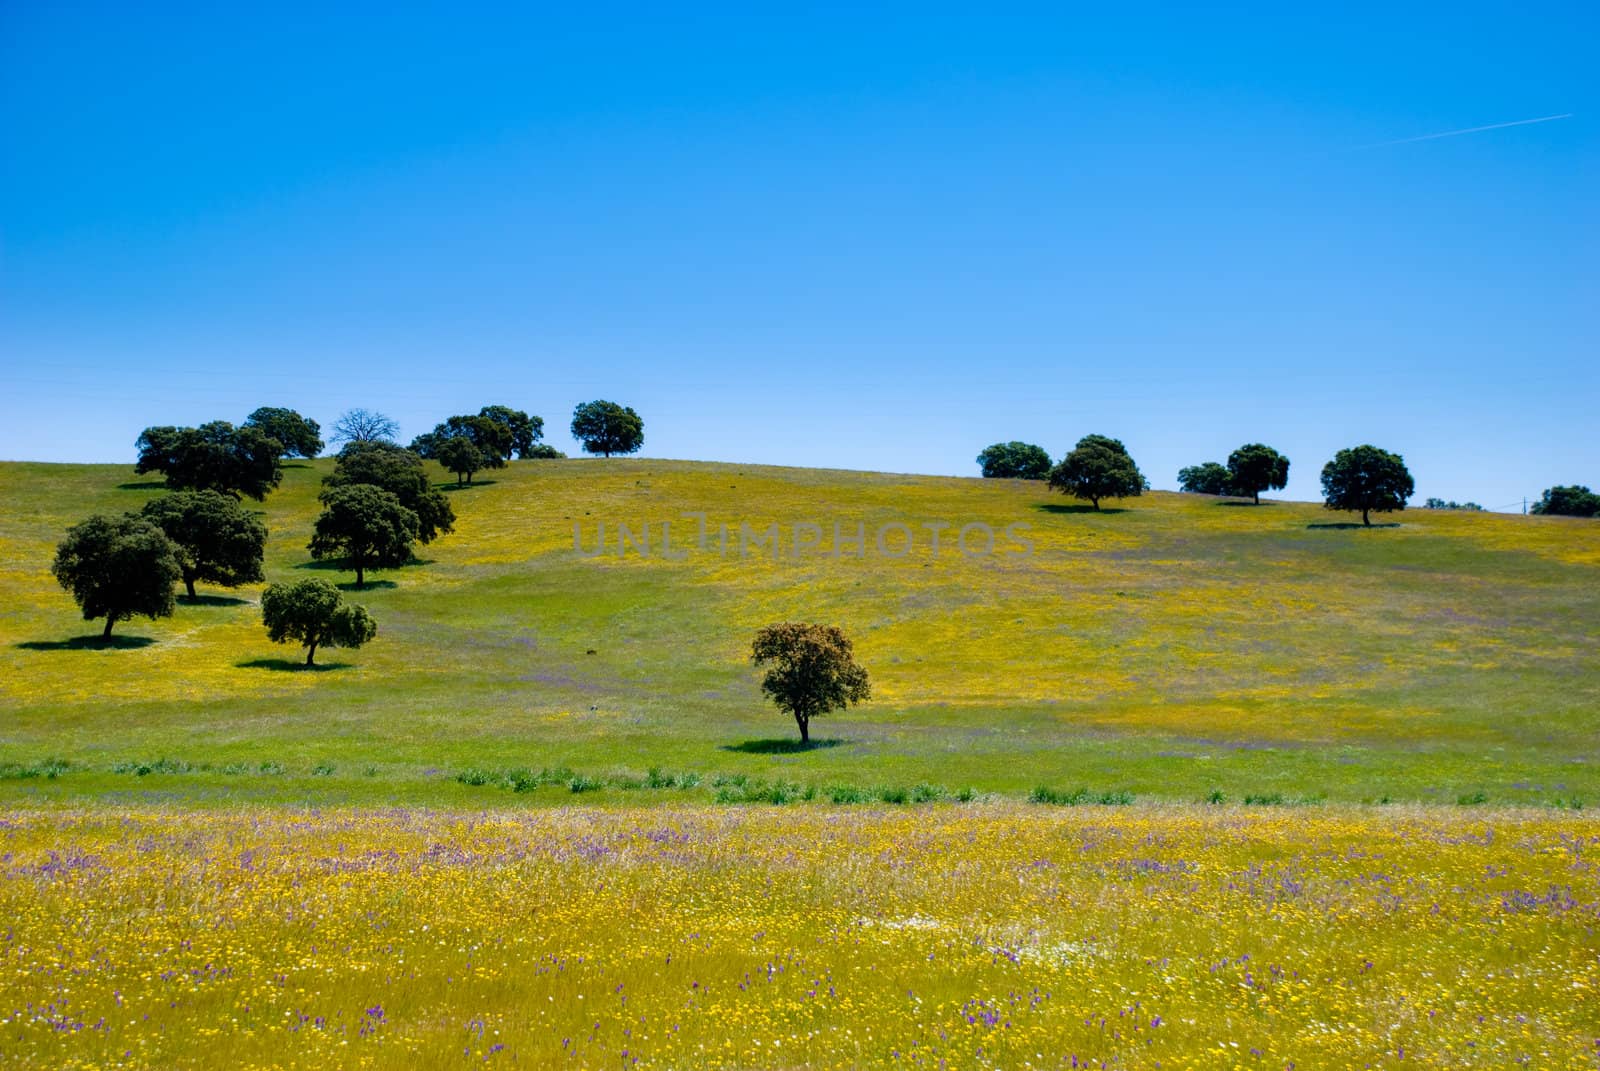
[1215,500,1270,507]
[438,480,498,492]
[116,481,165,491]
[336,580,397,592]
[17,635,157,651]
[1034,503,1128,515]
[1307,522,1402,530]
[178,594,250,607]
[236,658,352,672]
[721,738,847,755]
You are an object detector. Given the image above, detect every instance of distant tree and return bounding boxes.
[478,405,545,458]
[1424,498,1485,511]
[1177,462,1235,496]
[330,409,399,446]
[244,407,323,458]
[324,441,455,543]
[437,436,485,486]
[134,422,283,500]
[51,514,181,639]
[1530,485,1600,518]
[521,443,566,459]
[308,484,419,588]
[1320,445,1415,526]
[410,414,513,470]
[1227,443,1290,505]
[140,491,267,599]
[571,400,644,457]
[260,578,376,666]
[1048,434,1145,510]
[976,442,1052,480]
[750,623,871,744]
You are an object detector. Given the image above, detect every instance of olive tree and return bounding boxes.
[750,623,871,744]
[976,442,1052,480]
[140,490,267,599]
[51,514,181,639]
[1227,443,1290,505]
[1320,445,1415,526]
[324,441,455,543]
[570,400,644,457]
[308,484,419,587]
[260,578,376,666]
[1048,434,1145,510]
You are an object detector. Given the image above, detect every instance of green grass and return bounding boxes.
[2,456,1597,806]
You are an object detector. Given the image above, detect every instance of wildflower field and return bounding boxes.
[1,804,1594,1069]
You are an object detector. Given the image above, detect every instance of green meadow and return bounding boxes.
[2,457,1597,807]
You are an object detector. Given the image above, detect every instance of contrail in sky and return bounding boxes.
[1360,112,1572,148]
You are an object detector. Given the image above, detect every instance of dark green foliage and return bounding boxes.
[437,436,485,486]
[750,623,871,743]
[1048,434,1145,510]
[308,484,419,587]
[52,514,181,638]
[0,759,69,780]
[330,409,399,446]
[1226,443,1290,505]
[411,414,513,469]
[976,441,1052,480]
[1530,485,1600,518]
[245,407,323,458]
[477,405,545,459]
[1424,498,1485,511]
[139,490,267,598]
[570,400,644,457]
[1177,462,1235,496]
[260,577,377,666]
[1320,445,1415,526]
[1029,786,1135,805]
[521,443,566,459]
[1457,790,1489,806]
[134,422,283,500]
[324,441,454,543]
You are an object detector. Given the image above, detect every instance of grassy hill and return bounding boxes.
[2,457,1597,806]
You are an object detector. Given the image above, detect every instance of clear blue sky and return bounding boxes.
[3,3,1594,508]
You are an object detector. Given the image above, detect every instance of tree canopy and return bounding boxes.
[134,422,284,500]
[478,405,545,458]
[308,484,419,587]
[976,441,1052,480]
[571,400,644,457]
[330,409,399,446]
[244,407,323,458]
[750,623,871,744]
[52,514,181,639]
[1227,443,1291,505]
[1048,434,1145,510]
[1530,485,1600,518]
[140,490,267,599]
[1320,445,1415,526]
[324,441,455,543]
[261,578,377,666]
[411,414,513,469]
[1177,462,1235,496]
[437,436,485,485]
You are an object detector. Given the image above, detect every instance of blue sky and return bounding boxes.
[2,3,1594,508]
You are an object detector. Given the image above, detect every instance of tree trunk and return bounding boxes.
[355,564,365,587]
[1091,497,1100,510]
[184,573,197,599]
[306,642,317,667]
[797,715,809,744]
[102,616,115,640]
[1253,491,1261,505]
[1362,508,1371,527]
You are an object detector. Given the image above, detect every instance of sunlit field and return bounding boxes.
[2,804,1594,1069]
[2,458,1598,806]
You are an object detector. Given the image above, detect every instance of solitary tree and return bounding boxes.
[1227,443,1290,505]
[330,408,399,446]
[1320,445,1415,526]
[1177,462,1235,495]
[478,405,545,458]
[410,414,513,471]
[140,490,267,599]
[308,484,419,587]
[1530,485,1600,518]
[51,514,181,639]
[976,441,1052,480]
[571,400,644,457]
[244,407,323,458]
[750,623,871,744]
[437,435,485,486]
[324,441,455,543]
[260,578,376,666]
[135,421,284,500]
[1048,434,1145,510]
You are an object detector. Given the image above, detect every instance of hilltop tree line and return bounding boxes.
[982,436,1597,522]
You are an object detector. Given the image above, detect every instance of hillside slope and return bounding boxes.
[2,457,1597,804]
